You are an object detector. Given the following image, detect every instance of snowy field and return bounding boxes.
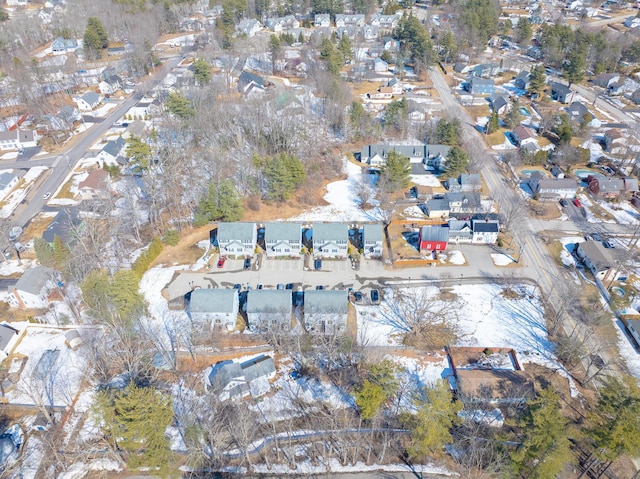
[0,167,49,218]
[410,174,442,187]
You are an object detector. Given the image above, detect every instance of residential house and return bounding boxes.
[7,267,55,310]
[241,355,276,397]
[472,219,499,244]
[303,290,348,334]
[217,222,257,257]
[603,128,626,154]
[444,192,482,214]
[511,125,538,148]
[314,13,330,27]
[550,82,574,104]
[373,58,389,72]
[386,78,403,95]
[526,46,543,60]
[236,19,262,37]
[623,177,639,193]
[264,222,302,257]
[527,172,577,199]
[207,360,249,401]
[77,168,111,200]
[588,176,625,199]
[624,15,640,28]
[425,198,450,219]
[188,288,239,332]
[448,220,473,243]
[98,67,122,95]
[313,223,349,258]
[360,25,379,41]
[0,324,19,360]
[237,71,265,97]
[608,80,626,96]
[408,110,426,122]
[265,15,299,32]
[491,95,510,115]
[0,171,19,201]
[593,73,620,89]
[246,290,292,331]
[336,26,357,40]
[577,240,620,283]
[57,105,81,127]
[0,130,39,151]
[382,36,399,51]
[466,76,495,96]
[514,71,531,90]
[76,91,101,111]
[362,223,384,258]
[566,101,590,122]
[472,63,500,78]
[445,173,481,193]
[51,37,78,54]
[453,62,470,74]
[42,209,82,244]
[96,136,125,164]
[370,13,400,29]
[335,14,365,27]
[550,165,565,178]
[359,144,451,169]
[417,226,449,252]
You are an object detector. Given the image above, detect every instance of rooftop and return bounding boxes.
[190,288,238,313]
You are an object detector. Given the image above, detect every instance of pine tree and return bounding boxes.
[52,235,70,270]
[33,237,55,267]
[87,17,108,48]
[504,98,523,129]
[126,135,152,171]
[95,383,174,473]
[320,37,341,75]
[355,379,385,420]
[510,387,574,479]
[516,17,532,44]
[380,150,411,192]
[109,270,145,321]
[192,57,211,84]
[555,114,572,144]
[528,65,546,97]
[165,92,195,120]
[338,35,352,64]
[445,146,469,177]
[81,269,111,318]
[435,118,461,146]
[194,179,244,225]
[404,380,462,459]
[563,45,586,86]
[486,111,500,134]
[264,153,306,201]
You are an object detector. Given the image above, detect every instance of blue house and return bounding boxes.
[466,76,495,95]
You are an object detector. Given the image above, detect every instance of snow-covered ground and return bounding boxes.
[0,167,49,218]
[0,258,34,277]
[410,174,442,187]
[491,253,513,266]
[289,159,382,222]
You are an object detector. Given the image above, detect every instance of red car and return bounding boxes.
[217,257,226,268]
[573,198,582,208]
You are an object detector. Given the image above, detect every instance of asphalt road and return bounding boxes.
[429,66,619,380]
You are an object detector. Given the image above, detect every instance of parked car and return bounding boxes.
[243,258,251,270]
[316,285,324,290]
[257,283,263,290]
[42,192,51,200]
[603,241,615,249]
[277,283,284,290]
[371,289,380,303]
[573,198,582,208]
[233,283,241,290]
[354,291,363,302]
[290,370,302,380]
[314,258,322,270]
[217,257,226,268]
[286,283,294,290]
[559,198,568,207]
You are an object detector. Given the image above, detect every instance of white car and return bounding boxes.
[42,192,51,200]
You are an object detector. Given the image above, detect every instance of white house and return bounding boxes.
[8,267,56,310]
[512,125,538,148]
[0,170,19,201]
[471,220,499,244]
[313,223,349,258]
[576,240,620,283]
[335,14,365,28]
[265,15,299,32]
[246,290,292,332]
[76,91,101,111]
[264,222,302,257]
[189,288,239,332]
[96,137,125,164]
[0,130,39,151]
[217,222,257,257]
[0,323,20,360]
[314,13,330,27]
[236,19,262,37]
[304,290,348,334]
[362,223,383,258]
[51,37,78,54]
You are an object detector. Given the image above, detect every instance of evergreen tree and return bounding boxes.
[34,237,55,267]
[194,179,244,226]
[404,380,462,459]
[52,235,70,270]
[555,114,572,144]
[445,146,469,177]
[320,37,342,75]
[584,375,640,463]
[563,45,586,86]
[355,379,385,420]
[87,17,108,48]
[81,269,112,318]
[510,387,574,479]
[435,118,461,145]
[383,98,408,133]
[438,30,457,63]
[264,153,307,201]
[83,27,103,61]
[126,135,152,171]
[394,15,434,72]
[95,382,174,473]
[110,270,145,321]
[312,0,343,15]
[528,65,546,97]
[380,150,411,192]
[192,58,211,84]
[504,98,523,129]
[165,92,195,120]
[0,9,10,22]
[367,359,400,395]
[338,35,353,64]
[516,17,532,44]
[270,35,281,74]
[486,111,500,134]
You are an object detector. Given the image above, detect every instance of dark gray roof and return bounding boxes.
[443,192,481,208]
[101,136,125,158]
[304,290,348,315]
[550,81,572,96]
[0,171,17,189]
[80,91,100,105]
[247,290,292,314]
[460,173,481,186]
[265,222,301,242]
[42,209,82,244]
[362,223,383,242]
[14,266,54,295]
[580,240,614,271]
[241,355,275,382]
[448,220,472,231]
[238,71,264,89]
[190,289,237,313]
[472,220,499,233]
[469,76,495,86]
[419,226,450,242]
[596,177,624,192]
[360,144,450,161]
[426,198,450,211]
[217,222,256,242]
[208,360,246,393]
[0,324,18,352]
[313,223,348,243]
[536,178,578,190]
[567,102,589,117]
[492,95,509,111]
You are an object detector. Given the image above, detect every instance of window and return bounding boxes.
[426,243,432,249]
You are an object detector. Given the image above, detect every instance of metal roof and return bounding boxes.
[419,226,450,242]
[472,220,499,233]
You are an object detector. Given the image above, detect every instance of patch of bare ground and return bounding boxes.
[151,225,212,267]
